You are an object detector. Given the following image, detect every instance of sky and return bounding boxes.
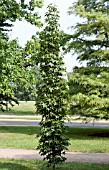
[9,0,80,72]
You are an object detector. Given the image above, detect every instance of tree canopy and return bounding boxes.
[66,0,109,121]
[0,0,43,32]
[0,0,43,110]
[36,4,69,169]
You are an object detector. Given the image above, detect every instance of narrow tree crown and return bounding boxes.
[36,4,69,169]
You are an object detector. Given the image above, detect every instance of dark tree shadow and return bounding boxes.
[0,126,40,135]
[0,159,46,170]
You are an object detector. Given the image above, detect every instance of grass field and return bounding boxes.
[1,102,109,169]
[0,115,41,120]
[0,101,36,115]
[0,159,109,170]
[0,126,109,153]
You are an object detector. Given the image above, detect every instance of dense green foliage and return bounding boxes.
[0,0,43,31]
[0,37,23,110]
[66,0,109,121]
[13,35,41,101]
[0,0,43,110]
[36,4,69,169]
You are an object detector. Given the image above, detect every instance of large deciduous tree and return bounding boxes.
[14,36,41,102]
[0,39,21,110]
[66,0,109,121]
[0,0,43,32]
[36,4,69,169]
[0,0,43,110]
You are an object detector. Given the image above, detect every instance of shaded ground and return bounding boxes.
[88,132,109,137]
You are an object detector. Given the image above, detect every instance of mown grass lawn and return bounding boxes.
[0,101,36,115]
[0,159,109,170]
[0,126,109,153]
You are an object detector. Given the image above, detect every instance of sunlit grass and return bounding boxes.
[0,126,109,153]
[0,159,109,170]
[0,101,36,115]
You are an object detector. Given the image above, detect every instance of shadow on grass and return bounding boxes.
[67,127,109,139]
[0,126,109,139]
[0,159,48,170]
[8,110,36,115]
[0,162,32,170]
[0,160,109,170]
[0,126,40,135]
[0,159,45,170]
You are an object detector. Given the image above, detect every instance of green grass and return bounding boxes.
[0,115,41,120]
[67,127,109,153]
[0,101,36,115]
[0,126,109,153]
[0,126,40,149]
[0,159,109,170]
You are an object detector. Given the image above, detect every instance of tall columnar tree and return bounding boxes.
[36,4,69,169]
[65,0,109,121]
[0,0,43,110]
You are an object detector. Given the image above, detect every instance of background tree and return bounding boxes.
[65,0,109,121]
[20,35,42,101]
[0,0,43,110]
[0,38,23,110]
[0,0,43,32]
[36,4,69,169]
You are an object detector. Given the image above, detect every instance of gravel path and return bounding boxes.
[0,148,109,164]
